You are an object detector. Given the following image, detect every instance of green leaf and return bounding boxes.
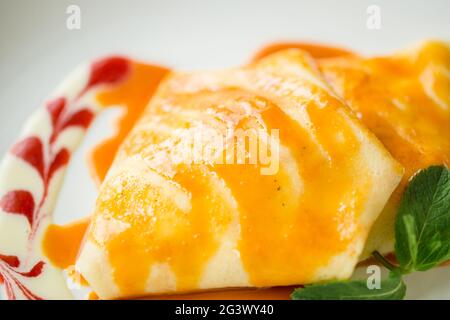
[395,166,450,272]
[291,273,406,300]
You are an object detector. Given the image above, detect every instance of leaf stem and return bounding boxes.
[372,251,398,271]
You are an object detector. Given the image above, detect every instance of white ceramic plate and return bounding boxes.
[0,0,449,299]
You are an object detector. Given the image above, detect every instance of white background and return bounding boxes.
[0,0,449,299]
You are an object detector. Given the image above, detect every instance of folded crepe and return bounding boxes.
[318,41,450,257]
[76,49,403,299]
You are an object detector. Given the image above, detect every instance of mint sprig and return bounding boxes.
[292,165,450,300]
[291,273,405,300]
[395,166,450,272]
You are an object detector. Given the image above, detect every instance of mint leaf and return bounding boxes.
[291,273,406,300]
[395,166,450,272]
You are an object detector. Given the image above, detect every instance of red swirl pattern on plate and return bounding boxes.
[0,254,44,300]
[0,56,130,300]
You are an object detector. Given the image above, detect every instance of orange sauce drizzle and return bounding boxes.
[42,218,90,269]
[66,265,90,286]
[88,291,100,300]
[252,41,449,258]
[213,93,366,286]
[42,61,169,269]
[88,62,170,185]
[143,286,293,300]
[253,41,450,190]
[85,287,292,300]
[323,45,450,186]
[42,61,170,289]
[252,42,355,61]
[97,165,235,296]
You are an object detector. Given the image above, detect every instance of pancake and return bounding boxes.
[318,41,450,257]
[76,50,403,299]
